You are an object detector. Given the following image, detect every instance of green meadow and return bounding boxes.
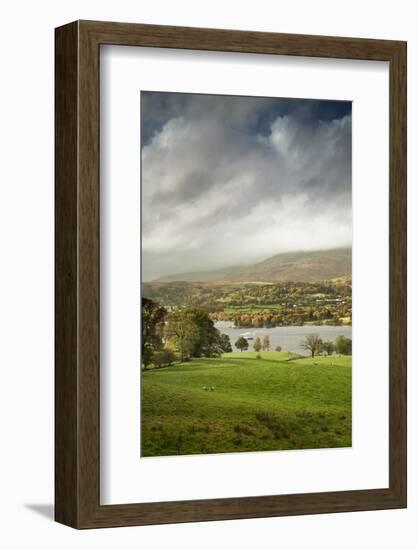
[141,352,352,457]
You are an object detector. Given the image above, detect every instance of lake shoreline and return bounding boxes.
[214,323,352,354]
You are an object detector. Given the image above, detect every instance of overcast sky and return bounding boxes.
[141,92,352,281]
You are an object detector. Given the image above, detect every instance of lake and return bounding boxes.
[215,322,352,354]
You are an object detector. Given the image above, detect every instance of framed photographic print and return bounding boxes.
[55,20,407,528]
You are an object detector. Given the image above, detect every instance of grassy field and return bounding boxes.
[141,352,352,457]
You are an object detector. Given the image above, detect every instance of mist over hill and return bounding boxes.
[154,247,351,284]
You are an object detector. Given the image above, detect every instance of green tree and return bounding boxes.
[275,345,282,352]
[235,336,249,352]
[335,335,352,355]
[322,340,335,355]
[219,333,232,353]
[142,297,167,369]
[253,336,262,352]
[301,334,323,358]
[182,307,223,357]
[165,311,199,362]
[262,335,270,351]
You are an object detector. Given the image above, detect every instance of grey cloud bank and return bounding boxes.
[141,92,352,281]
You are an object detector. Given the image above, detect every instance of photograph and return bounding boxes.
[141,90,353,457]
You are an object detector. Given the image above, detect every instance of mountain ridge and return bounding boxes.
[154,247,351,284]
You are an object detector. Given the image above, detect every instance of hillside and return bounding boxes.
[142,352,352,456]
[155,264,244,283]
[155,247,351,284]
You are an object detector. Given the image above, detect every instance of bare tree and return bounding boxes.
[301,334,323,358]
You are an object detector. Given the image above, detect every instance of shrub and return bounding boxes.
[153,348,177,368]
[275,345,282,352]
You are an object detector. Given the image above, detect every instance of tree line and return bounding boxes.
[233,333,352,357]
[234,335,272,352]
[301,333,352,357]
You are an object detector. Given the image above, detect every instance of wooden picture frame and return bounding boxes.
[55,20,407,529]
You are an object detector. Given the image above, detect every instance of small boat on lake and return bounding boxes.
[240,332,254,340]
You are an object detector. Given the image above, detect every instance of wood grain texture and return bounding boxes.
[388,41,407,503]
[55,21,79,527]
[55,20,407,529]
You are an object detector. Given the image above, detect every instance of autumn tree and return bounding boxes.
[262,335,270,351]
[253,336,262,352]
[301,334,323,358]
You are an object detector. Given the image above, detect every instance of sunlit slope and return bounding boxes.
[141,352,352,457]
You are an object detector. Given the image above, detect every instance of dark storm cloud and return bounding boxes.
[141,92,352,281]
[141,91,351,145]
